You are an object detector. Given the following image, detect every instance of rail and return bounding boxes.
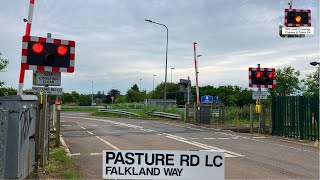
[98,109,139,116]
[147,111,182,120]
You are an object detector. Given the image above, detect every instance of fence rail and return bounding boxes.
[98,109,139,116]
[147,112,182,120]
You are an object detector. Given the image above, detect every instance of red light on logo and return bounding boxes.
[255,72,263,78]
[57,45,68,56]
[32,42,44,54]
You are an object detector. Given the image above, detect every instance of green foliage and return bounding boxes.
[51,148,69,163]
[0,52,9,87]
[125,84,146,102]
[148,82,185,104]
[61,91,91,106]
[269,66,301,96]
[302,68,319,96]
[0,87,17,96]
[47,147,80,179]
[223,105,270,125]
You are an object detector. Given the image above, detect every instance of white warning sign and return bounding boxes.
[103,150,224,180]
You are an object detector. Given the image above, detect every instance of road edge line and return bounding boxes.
[60,135,71,156]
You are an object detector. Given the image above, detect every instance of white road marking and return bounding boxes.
[252,137,266,139]
[215,132,238,137]
[165,135,243,158]
[87,131,94,135]
[77,123,94,135]
[185,126,205,131]
[62,125,72,127]
[204,138,216,140]
[70,153,81,156]
[164,133,188,140]
[95,136,120,150]
[273,143,312,152]
[60,136,71,156]
[217,138,232,140]
[90,153,102,156]
[77,124,86,130]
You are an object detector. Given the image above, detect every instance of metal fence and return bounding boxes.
[272,96,319,140]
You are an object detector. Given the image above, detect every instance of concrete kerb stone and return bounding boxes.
[59,135,71,156]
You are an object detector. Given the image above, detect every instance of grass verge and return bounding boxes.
[43,147,80,179]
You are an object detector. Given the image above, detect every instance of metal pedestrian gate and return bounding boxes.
[272,96,319,140]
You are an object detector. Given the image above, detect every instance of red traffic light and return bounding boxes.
[32,42,44,54]
[267,72,274,79]
[57,45,68,56]
[255,72,263,78]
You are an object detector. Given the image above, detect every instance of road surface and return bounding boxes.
[60,112,319,179]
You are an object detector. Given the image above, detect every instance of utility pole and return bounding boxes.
[194,42,200,104]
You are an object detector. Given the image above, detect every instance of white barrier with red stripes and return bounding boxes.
[249,68,276,89]
[18,0,35,95]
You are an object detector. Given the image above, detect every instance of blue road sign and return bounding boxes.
[215,96,220,103]
[201,95,214,104]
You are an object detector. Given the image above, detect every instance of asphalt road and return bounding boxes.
[60,112,319,179]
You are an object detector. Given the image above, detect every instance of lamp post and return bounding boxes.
[171,67,175,83]
[153,75,156,91]
[140,79,142,91]
[195,53,202,104]
[197,55,202,75]
[89,80,93,106]
[145,19,169,109]
[310,61,320,116]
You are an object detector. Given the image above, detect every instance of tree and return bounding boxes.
[269,66,302,96]
[130,84,140,91]
[302,68,319,96]
[0,52,9,87]
[0,87,16,96]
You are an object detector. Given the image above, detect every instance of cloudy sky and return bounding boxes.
[0,0,319,94]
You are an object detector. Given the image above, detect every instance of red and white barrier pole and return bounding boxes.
[193,42,200,104]
[18,0,35,95]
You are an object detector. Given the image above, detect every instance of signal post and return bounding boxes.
[249,65,276,134]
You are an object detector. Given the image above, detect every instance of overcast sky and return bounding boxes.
[0,0,319,94]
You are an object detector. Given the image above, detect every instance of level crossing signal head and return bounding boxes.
[21,36,75,73]
[284,9,311,27]
[249,68,276,89]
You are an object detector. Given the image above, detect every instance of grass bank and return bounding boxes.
[43,147,80,179]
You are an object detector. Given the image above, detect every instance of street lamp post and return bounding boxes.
[145,19,169,109]
[310,61,320,116]
[171,67,175,83]
[140,79,142,91]
[89,80,93,106]
[195,54,202,104]
[153,75,156,91]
